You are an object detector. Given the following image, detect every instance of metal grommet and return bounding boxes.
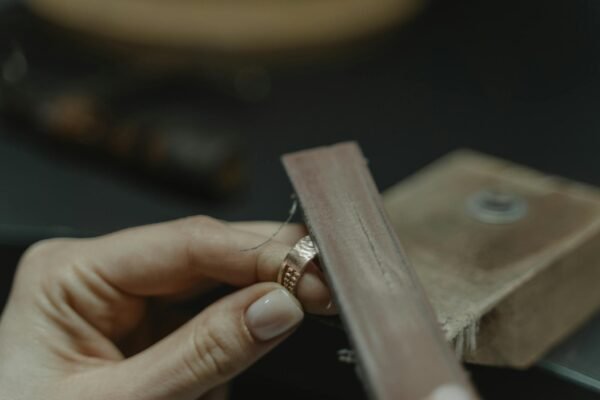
[466,189,528,224]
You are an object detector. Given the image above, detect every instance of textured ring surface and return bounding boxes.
[277,235,318,294]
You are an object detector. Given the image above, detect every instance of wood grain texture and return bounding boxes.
[383,150,600,367]
[283,142,478,400]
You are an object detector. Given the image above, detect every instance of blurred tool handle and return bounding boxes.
[27,0,426,60]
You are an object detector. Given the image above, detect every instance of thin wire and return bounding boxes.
[241,194,298,252]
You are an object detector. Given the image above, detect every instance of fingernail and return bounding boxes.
[245,289,304,341]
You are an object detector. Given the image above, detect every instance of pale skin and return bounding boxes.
[0,217,335,400]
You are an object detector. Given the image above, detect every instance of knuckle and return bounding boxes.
[20,238,77,267]
[175,215,226,233]
[15,238,82,304]
[174,216,231,264]
[188,322,241,382]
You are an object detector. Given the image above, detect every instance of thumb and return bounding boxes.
[112,283,304,400]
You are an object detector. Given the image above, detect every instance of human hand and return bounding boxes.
[0,217,334,400]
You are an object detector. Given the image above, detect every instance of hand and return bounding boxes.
[0,217,334,400]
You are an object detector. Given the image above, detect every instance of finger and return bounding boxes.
[112,283,303,400]
[160,222,304,304]
[82,216,334,315]
[230,222,336,315]
[84,216,294,294]
[230,221,307,245]
[159,280,221,304]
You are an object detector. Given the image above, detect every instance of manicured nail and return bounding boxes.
[245,289,304,341]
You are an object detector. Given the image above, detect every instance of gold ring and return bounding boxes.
[277,235,318,295]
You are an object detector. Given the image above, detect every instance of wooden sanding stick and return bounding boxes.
[282,142,480,400]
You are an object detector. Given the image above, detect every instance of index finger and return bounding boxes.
[81,216,334,314]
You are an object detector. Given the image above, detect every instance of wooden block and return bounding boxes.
[283,143,479,400]
[383,150,600,368]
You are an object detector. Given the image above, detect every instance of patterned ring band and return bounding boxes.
[277,235,319,295]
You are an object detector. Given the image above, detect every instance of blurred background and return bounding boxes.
[1,0,600,398]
